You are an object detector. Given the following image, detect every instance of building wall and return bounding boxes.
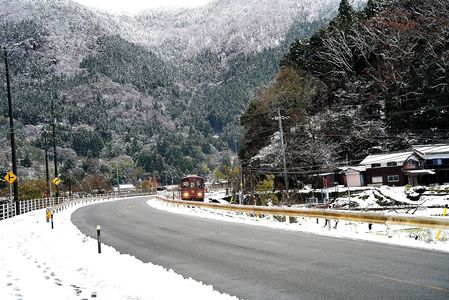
[346,172,362,187]
[419,158,449,185]
[424,158,449,170]
[366,166,408,186]
[313,174,336,189]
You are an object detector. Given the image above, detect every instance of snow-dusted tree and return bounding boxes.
[363,0,387,18]
[330,0,358,30]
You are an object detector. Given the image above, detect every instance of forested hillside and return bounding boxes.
[240,0,449,181]
[0,0,348,196]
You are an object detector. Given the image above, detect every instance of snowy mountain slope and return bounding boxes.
[131,0,346,55]
[1,0,365,73]
[0,0,367,183]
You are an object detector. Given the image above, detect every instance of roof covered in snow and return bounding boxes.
[413,144,449,159]
[360,151,413,166]
[119,184,136,189]
[403,169,436,175]
[337,166,366,172]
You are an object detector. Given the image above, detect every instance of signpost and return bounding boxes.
[51,177,61,204]
[52,177,61,186]
[4,171,17,184]
[4,171,17,204]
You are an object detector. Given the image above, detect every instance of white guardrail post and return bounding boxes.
[0,192,154,222]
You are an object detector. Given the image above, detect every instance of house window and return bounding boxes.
[387,175,399,182]
[387,162,397,167]
[372,176,383,184]
[410,160,419,166]
[432,159,443,166]
[371,163,381,168]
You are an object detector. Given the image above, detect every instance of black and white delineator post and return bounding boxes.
[96,225,101,254]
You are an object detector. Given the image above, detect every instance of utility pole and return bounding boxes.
[234,138,243,204]
[346,154,351,207]
[44,130,50,197]
[3,47,19,215]
[68,176,72,197]
[50,96,59,199]
[277,108,289,200]
[116,160,120,193]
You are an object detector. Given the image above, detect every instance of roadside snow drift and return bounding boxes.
[0,197,238,300]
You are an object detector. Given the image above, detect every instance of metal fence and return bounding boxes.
[0,191,154,221]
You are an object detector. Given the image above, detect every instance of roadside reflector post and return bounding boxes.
[96,225,101,254]
[436,205,447,241]
[51,213,54,229]
[428,229,435,243]
[386,224,393,238]
[46,209,51,223]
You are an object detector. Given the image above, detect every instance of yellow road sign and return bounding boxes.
[52,177,61,186]
[4,171,17,184]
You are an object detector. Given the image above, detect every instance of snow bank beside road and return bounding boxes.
[0,197,238,300]
[147,199,449,253]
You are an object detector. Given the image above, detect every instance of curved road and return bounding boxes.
[72,197,449,300]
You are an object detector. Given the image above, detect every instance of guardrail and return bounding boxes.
[48,192,155,215]
[155,196,449,230]
[0,191,155,221]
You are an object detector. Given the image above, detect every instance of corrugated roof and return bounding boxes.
[404,169,436,175]
[360,151,413,165]
[338,166,366,172]
[413,144,449,155]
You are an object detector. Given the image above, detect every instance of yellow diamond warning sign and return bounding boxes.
[52,177,61,186]
[4,171,17,184]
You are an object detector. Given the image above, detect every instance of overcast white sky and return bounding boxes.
[74,0,213,14]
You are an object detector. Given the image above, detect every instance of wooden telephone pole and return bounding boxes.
[3,47,19,215]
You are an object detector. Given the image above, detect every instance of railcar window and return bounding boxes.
[182,182,188,187]
[190,182,195,188]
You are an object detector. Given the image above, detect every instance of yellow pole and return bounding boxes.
[436,207,447,241]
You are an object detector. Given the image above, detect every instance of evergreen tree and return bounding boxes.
[21,155,32,168]
[364,0,385,18]
[331,0,357,30]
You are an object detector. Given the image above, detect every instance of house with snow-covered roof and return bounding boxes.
[404,144,449,186]
[359,151,413,186]
[358,144,449,187]
[336,166,366,187]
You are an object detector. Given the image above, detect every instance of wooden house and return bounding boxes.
[359,151,412,186]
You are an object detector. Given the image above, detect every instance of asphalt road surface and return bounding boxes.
[71,197,449,300]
